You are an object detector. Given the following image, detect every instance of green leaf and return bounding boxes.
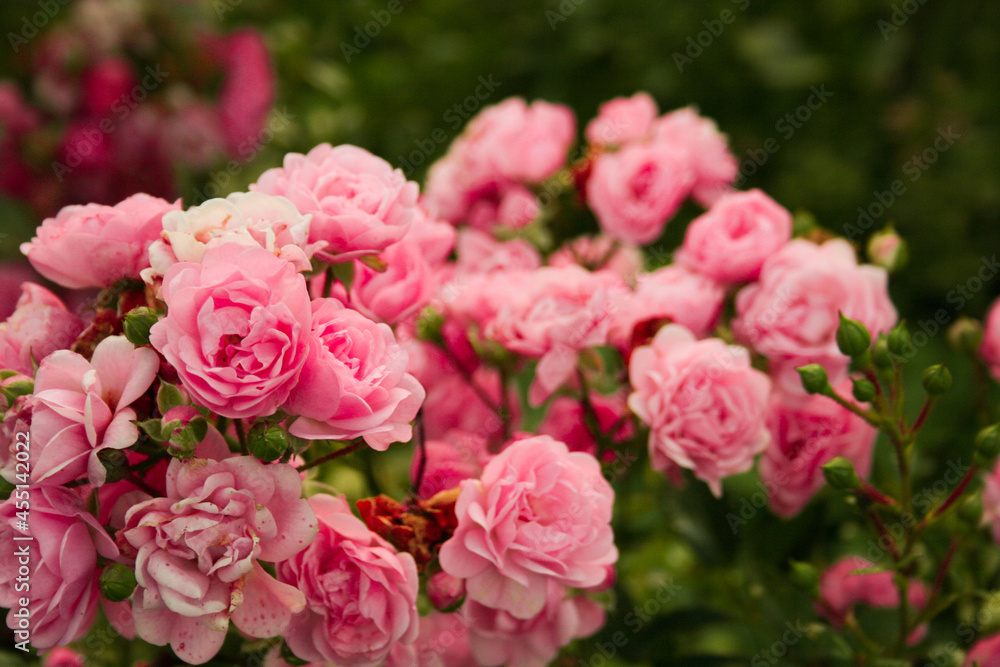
[157,381,186,414]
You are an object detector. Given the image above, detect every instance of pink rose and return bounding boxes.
[0,283,84,376]
[252,143,419,262]
[818,556,928,644]
[350,238,437,325]
[0,486,118,650]
[464,581,605,667]
[43,647,85,667]
[20,194,180,288]
[150,243,312,420]
[453,228,542,276]
[586,92,658,147]
[981,299,1000,382]
[676,189,792,283]
[628,324,771,496]
[277,494,419,667]
[610,265,726,348]
[213,30,275,157]
[653,106,738,205]
[761,386,877,517]
[30,336,158,486]
[548,235,644,285]
[484,266,624,405]
[0,262,41,321]
[385,612,476,667]
[733,239,897,385]
[487,98,575,184]
[80,57,136,118]
[965,633,1000,667]
[124,457,317,665]
[439,435,618,619]
[586,140,694,245]
[422,98,574,227]
[285,298,425,449]
[144,191,319,283]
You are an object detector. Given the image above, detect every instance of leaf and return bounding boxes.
[157,381,186,414]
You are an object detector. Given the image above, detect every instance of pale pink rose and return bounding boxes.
[981,299,1000,382]
[610,265,726,348]
[252,143,419,262]
[144,191,318,283]
[43,647,85,667]
[20,194,180,288]
[30,336,158,486]
[587,140,694,245]
[585,92,658,147]
[124,457,316,665]
[439,435,618,619]
[285,298,425,449]
[867,228,906,271]
[818,556,928,644]
[762,385,877,517]
[278,494,419,667]
[385,612,476,667]
[350,239,437,325]
[150,243,312,420]
[548,235,644,285]
[422,98,573,227]
[965,633,1000,667]
[0,283,84,375]
[654,106,738,205]
[405,208,458,265]
[464,581,605,667]
[733,239,897,385]
[496,185,541,228]
[485,266,624,405]
[487,99,575,184]
[453,228,542,276]
[628,324,771,497]
[676,189,792,283]
[0,486,118,650]
[411,433,491,498]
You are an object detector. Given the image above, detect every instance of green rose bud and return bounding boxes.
[797,364,831,395]
[851,378,877,403]
[99,563,137,602]
[836,314,872,358]
[822,457,861,490]
[921,364,952,396]
[123,307,159,347]
[975,424,1000,467]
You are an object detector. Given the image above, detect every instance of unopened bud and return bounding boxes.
[836,314,872,358]
[822,457,861,490]
[921,365,952,396]
[99,563,137,602]
[798,364,830,395]
[123,307,159,347]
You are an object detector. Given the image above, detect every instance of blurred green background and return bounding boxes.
[3,0,1000,664]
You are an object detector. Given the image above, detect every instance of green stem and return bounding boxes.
[297,441,364,472]
[234,419,248,456]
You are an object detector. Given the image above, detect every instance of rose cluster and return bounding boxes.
[8,88,989,667]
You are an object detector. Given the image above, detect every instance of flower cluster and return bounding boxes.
[0,0,274,218]
[4,89,1000,667]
